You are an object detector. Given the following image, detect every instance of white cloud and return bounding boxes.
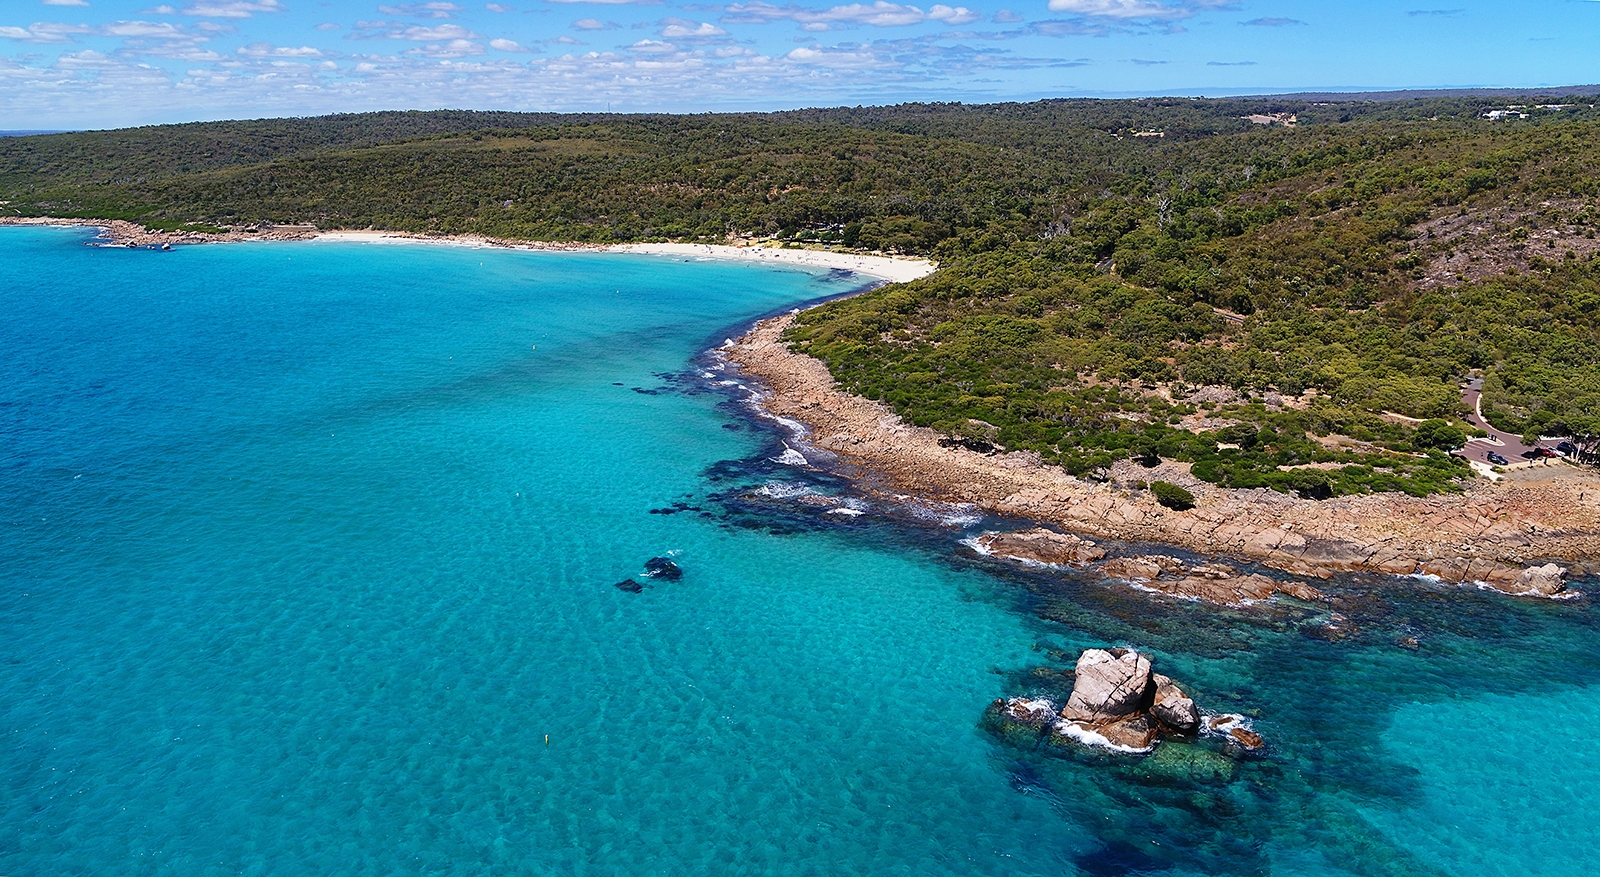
[545,0,656,5]
[992,8,1022,21]
[401,23,479,39]
[103,20,187,37]
[627,38,676,52]
[181,0,284,18]
[785,44,894,67]
[661,21,726,37]
[0,22,92,42]
[927,4,978,23]
[144,4,179,11]
[572,17,615,28]
[378,2,463,18]
[236,41,325,56]
[405,37,485,56]
[723,2,973,28]
[485,2,512,10]
[44,0,91,7]
[489,37,529,50]
[1044,0,1216,19]
[315,21,341,30]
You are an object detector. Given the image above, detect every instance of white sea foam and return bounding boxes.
[826,508,866,517]
[754,481,817,499]
[1053,720,1154,755]
[1199,712,1254,740]
[772,445,808,467]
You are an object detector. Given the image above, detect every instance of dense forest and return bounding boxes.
[5,94,1600,498]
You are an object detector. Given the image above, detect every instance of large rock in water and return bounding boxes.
[1063,649,1153,723]
[972,528,1106,566]
[1512,562,1567,596]
[1148,674,1199,732]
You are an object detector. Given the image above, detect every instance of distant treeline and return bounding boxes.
[6,95,1600,497]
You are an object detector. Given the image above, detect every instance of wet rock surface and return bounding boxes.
[643,557,683,581]
[1098,555,1324,606]
[972,528,1107,566]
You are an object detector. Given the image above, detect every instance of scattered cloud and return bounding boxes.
[103,20,188,37]
[142,4,179,11]
[354,21,483,40]
[378,2,463,18]
[181,0,284,18]
[1029,18,1108,35]
[237,41,325,56]
[1242,16,1303,26]
[0,22,92,42]
[1206,59,1255,65]
[544,0,659,5]
[660,20,727,37]
[1407,8,1463,16]
[723,1,979,29]
[485,2,513,9]
[992,8,1022,22]
[1128,57,1165,64]
[572,17,617,28]
[404,37,485,55]
[44,0,92,7]
[1045,0,1219,20]
[627,37,676,51]
[785,44,896,68]
[315,22,341,30]
[489,36,530,49]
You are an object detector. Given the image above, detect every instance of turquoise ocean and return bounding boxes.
[2,226,1597,876]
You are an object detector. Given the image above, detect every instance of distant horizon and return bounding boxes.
[6,83,1600,135]
[3,0,1597,130]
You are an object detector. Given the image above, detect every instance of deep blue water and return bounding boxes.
[2,227,1597,876]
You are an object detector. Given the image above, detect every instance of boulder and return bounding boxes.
[643,557,683,581]
[1002,697,1057,728]
[1097,715,1158,752]
[972,528,1107,566]
[1099,555,1176,581]
[1049,716,1157,754]
[1143,572,1323,606]
[1148,674,1199,733]
[613,578,645,593]
[1063,648,1153,723]
[1511,562,1567,596]
[1229,728,1265,750]
[1202,713,1265,751]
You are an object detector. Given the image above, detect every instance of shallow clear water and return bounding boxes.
[2,227,1597,876]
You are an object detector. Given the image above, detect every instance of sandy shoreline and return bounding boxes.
[0,218,936,284]
[725,313,1600,596]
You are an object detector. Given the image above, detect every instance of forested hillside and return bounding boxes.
[5,95,1600,497]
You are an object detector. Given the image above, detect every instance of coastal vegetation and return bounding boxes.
[5,96,1600,497]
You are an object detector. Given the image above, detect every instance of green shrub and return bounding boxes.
[1148,481,1196,511]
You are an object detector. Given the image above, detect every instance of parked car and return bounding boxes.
[1557,441,1578,455]
[1487,452,1509,465]
[1533,447,1559,458]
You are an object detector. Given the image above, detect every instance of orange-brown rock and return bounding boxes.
[972,528,1106,566]
[725,312,1600,595]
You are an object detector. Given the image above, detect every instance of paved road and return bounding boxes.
[1459,378,1543,464]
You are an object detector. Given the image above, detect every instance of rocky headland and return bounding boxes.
[726,313,1598,600]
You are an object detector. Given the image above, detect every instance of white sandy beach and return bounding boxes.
[308,230,937,284]
[0,219,936,283]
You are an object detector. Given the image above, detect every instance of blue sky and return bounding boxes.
[2,0,1597,128]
